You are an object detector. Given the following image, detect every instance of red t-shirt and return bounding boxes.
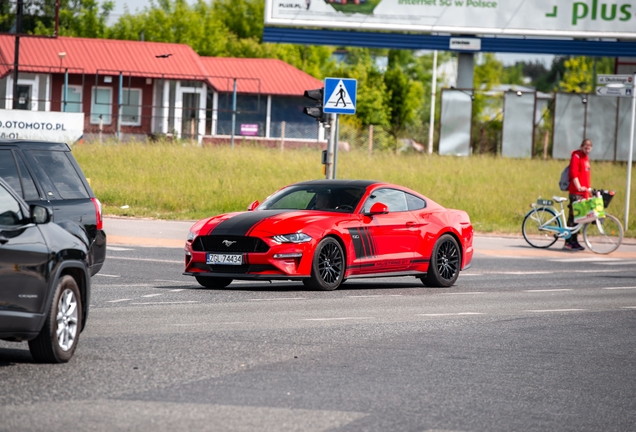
[569,149,591,198]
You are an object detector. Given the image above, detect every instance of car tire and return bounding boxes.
[422,234,461,288]
[195,276,233,289]
[28,275,82,363]
[304,237,345,291]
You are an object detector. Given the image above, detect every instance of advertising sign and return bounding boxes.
[240,124,259,136]
[0,110,84,145]
[265,0,636,39]
[597,74,634,85]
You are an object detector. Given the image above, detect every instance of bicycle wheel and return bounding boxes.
[582,214,623,254]
[522,207,562,248]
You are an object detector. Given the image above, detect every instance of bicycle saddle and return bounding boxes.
[552,196,568,203]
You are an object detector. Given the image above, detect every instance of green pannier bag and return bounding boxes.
[573,196,605,224]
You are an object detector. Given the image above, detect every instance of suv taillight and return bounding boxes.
[91,197,103,230]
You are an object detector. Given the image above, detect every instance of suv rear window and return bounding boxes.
[30,150,89,199]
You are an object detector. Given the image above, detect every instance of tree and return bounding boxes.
[33,0,113,38]
[558,56,614,93]
[384,64,423,141]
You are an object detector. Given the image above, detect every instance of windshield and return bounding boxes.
[257,184,367,212]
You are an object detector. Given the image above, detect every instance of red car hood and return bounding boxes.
[194,210,351,237]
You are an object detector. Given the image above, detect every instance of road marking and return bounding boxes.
[170,289,187,292]
[108,246,134,251]
[142,294,163,298]
[603,286,636,290]
[550,258,621,263]
[95,273,121,278]
[106,299,131,303]
[461,274,483,276]
[155,279,190,283]
[525,309,587,313]
[504,271,554,275]
[417,312,484,316]
[106,256,182,264]
[524,289,573,292]
[347,295,403,298]
[621,306,636,309]
[442,292,485,295]
[598,261,636,266]
[131,301,199,305]
[303,317,374,321]
[174,322,246,326]
[249,298,305,301]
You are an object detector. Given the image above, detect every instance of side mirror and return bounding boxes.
[247,200,259,211]
[30,205,51,224]
[366,202,389,216]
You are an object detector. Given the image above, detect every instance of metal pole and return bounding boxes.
[11,0,23,110]
[231,78,237,149]
[428,50,438,154]
[325,114,335,179]
[117,72,123,141]
[333,114,340,179]
[625,73,636,229]
[63,68,68,112]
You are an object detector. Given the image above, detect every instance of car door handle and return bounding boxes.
[406,222,417,228]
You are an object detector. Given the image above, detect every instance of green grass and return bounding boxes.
[72,141,636,237]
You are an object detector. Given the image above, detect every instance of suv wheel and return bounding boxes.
[29,275,82,363]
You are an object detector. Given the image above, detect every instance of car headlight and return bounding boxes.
[187,231,196,242]
[272,233,312,243]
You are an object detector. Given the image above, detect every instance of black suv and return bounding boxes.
[0,140,106,276]
[0,177,91,363]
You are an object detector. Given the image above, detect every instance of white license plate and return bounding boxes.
[206,253,243,265]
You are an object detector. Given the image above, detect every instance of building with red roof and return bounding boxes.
[0,35,324,144]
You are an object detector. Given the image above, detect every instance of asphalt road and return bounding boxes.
[1,217,635,431]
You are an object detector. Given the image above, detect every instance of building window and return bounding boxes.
[90,87,112,124]
[61,85,82,113]
[121,88,142,126]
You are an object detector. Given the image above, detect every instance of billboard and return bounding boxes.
[0,110,84,144]
[265,0,636,39]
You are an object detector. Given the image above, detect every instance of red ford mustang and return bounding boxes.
[184,180,473,290]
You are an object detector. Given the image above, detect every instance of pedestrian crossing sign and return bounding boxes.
[323,78,357,115]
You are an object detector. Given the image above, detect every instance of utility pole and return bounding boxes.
[12,0,23,109]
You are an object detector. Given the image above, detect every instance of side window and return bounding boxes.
[121,88,142,126]
[406,193,426,210]
[30,151,89,199]
[61,85,83,113]
[363,189,408,213]
[16,154,39,200]
[0,149,22,195]
[90,86,112,124]
[0,184,24,227]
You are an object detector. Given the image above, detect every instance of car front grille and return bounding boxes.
[193,235,269,253]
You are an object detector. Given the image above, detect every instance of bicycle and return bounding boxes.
[522,190,624,254]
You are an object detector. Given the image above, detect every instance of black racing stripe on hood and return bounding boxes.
[210,210,289,236]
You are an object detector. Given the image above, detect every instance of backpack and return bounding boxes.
[559,165,570,191]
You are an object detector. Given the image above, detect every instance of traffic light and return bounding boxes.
[303,88,326,122]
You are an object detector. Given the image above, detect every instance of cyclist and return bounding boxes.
[565,138,593,251]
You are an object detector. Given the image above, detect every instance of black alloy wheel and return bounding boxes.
[29,275,82,363]
[303,237,345,291]
[423,234,461,287]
